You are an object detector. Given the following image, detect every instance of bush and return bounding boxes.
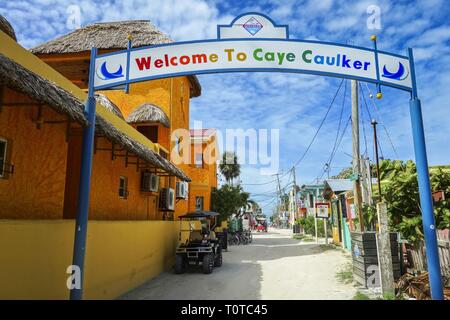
[295,216,332,237]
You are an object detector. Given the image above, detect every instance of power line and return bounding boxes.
[242,79,345,186]
[324,79,348,171]
[362,82,399,158]
[318,115,352,181]
[292,78,345,168]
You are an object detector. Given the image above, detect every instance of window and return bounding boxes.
[195,152,203,168]
[195,196,204,211]
[0,138,7,178]
[137,125,158,143]
[119,176,128,199]
[141,172,151,192]
[309,194,314,208]
[175,136,182,156]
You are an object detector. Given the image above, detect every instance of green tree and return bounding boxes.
[331,167,353,179]
[211,184,249,223]
[379,160,450,242]
[219,151,241,185]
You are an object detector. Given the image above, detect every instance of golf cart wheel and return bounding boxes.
[175,254,186,274]
[202,254,214,274]
[214,248,223,267]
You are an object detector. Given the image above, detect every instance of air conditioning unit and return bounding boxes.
[176,181,188,199]
[160,188,175,211]
[150,174,159,192]
[141,172,159,192]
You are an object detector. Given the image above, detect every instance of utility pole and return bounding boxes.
[365,157,373,206]
[274,172,282,228]
[371,120,382,200]
[351,80,365,231]
[371,117,394,296]
[360,155,372,206]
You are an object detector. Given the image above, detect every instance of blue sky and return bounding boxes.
[2,0,449,216]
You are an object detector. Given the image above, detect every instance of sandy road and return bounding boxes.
[120,228,356,300]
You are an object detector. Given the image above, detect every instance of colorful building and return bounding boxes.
[0,17,216,299]
[188,129,218,212]
[299,182,325,217]
[30,20,202,220]
[323,179,353,249]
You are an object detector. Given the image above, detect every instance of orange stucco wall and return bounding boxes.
[98,76,192,219]
[2,53,195,221]
[88,137,159,220]
[187,137,218,212]
[0,92,68,219]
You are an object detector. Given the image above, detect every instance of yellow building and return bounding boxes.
[188,129,219,212]
[0,17,212,299]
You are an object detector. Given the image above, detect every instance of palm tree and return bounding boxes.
[219,151,240,185]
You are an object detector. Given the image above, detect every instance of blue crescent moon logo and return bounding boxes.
[382,62,409,81]
[96,62,124,80]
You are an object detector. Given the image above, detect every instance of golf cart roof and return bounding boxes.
[178,211,220,219]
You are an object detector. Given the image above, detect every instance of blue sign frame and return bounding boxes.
[92,37,412,93]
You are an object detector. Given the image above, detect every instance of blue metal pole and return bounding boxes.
[70,47,98,300]
[124,36,132,94]
[371,35,382,98]
[408,48,444,300]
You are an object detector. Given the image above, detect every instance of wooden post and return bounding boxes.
[376,202,395,296]
[315,216,318,243]
[324,218,328,244]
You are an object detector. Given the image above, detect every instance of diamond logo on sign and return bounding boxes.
[243,17,263,36]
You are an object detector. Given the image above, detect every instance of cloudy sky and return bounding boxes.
[2,0,449,215]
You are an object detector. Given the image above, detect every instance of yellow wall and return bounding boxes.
[0,219,180,299]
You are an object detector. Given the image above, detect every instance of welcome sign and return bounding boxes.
[93,13,413,92]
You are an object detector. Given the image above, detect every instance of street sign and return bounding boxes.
[315,202,330,219]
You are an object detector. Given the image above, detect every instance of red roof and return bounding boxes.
[189,128,216,137]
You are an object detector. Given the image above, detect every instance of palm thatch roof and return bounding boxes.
[31,20,201,97]
[127,103,170,127]
[94,93,124,119]
[95,116,189,181]
[0,53,87,125]
[0,15,16,41]
[0,53,190,181]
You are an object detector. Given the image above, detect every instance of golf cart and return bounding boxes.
[175,211,222,274]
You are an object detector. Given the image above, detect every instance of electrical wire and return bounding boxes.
[362,82,399,158]
[241,79,345,186]
[360,90,369,157]
[292,78,345,168]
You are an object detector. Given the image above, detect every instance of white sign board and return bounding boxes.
[315,202,330,219]
[92,13,413,92]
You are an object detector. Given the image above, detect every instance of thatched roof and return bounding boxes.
[127,103,170,127]
[31,20,201,97]
[94,93,124,119]
[0,15,16,41]
[0,53,190,181]
[0,53,87,125]
[95,116,189,181]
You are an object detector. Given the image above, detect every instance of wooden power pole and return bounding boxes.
[351,80,365,231]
